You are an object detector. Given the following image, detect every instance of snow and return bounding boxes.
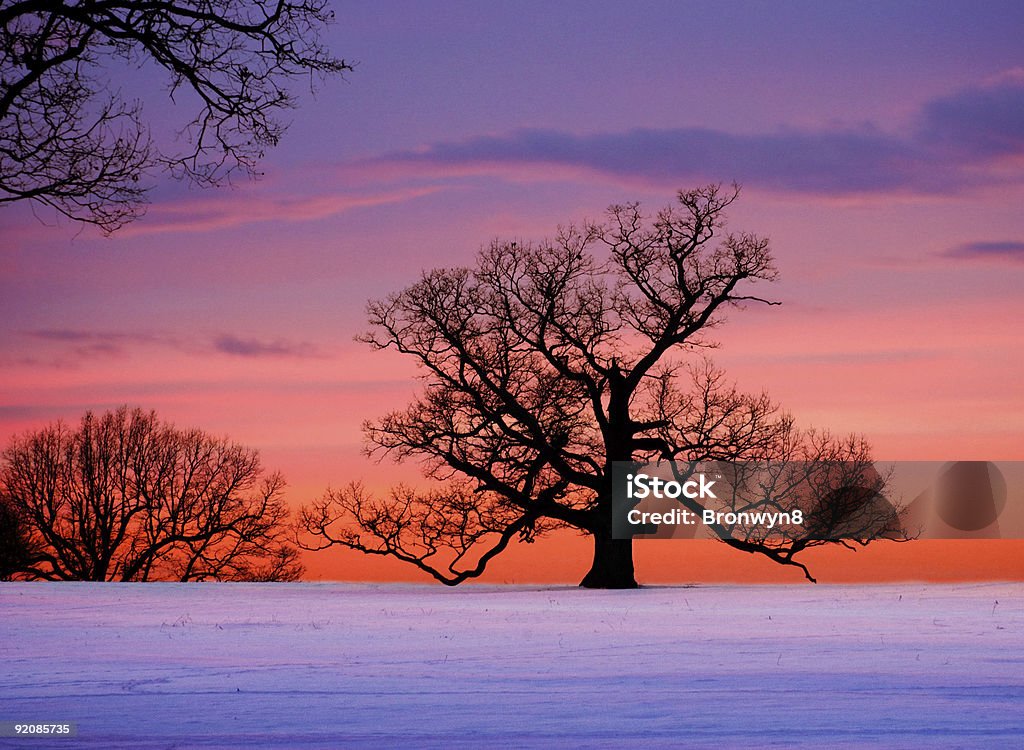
[2,582,1022,748]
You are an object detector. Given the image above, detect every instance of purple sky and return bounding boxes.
[2,2,1023,552]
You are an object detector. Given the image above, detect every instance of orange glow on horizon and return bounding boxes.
[299,532,1024,586]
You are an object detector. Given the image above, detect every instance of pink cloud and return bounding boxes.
[119,185,441,237]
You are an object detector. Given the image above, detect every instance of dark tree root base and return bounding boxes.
[578,576,640,589]
[578,535,638,588]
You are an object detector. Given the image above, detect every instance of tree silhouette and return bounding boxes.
[1,406,302,581]
[1,1,351,232]
[299,185,903,587]
[0,491,36,580]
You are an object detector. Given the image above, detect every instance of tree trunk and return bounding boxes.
[579,526,637,588]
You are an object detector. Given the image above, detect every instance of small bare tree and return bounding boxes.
[1,1,351,232]
[1,406,302,581]
[299,185,905,587]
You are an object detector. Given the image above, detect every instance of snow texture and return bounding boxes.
[1,582,1022,748]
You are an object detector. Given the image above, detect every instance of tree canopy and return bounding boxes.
[1,406,302,581]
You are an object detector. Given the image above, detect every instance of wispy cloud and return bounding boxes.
[352,75,1024,197]
[213,334,321,359]
[941,241,1024,264]
[121,186,440,237]
[18,329,324,366]
[23,330,178,359]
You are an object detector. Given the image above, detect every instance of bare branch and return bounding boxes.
[1,1,352,232]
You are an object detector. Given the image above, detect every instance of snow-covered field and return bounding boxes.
[1,582,1022,748]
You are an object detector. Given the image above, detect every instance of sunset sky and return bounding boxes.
[2,2,1023,583]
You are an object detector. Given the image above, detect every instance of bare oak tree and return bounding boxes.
[1,406,302,581]
[299,185,904,588]
[1,1,351,232]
